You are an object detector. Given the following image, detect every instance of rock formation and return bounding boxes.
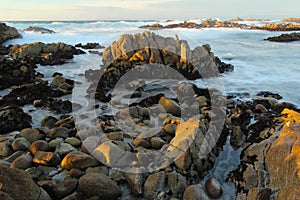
[265,32,300,42]
[0,23,20,44]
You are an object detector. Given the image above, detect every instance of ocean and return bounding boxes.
[3,19,299,106]
[1,19,299,198]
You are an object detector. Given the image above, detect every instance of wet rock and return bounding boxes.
[79,172,122,199]
[118,106,147,121]
[144,171,168,200]
[55,142,77,157]
[3,150,24,162]
[168,171,187,199]
[230,126,246,148]
[75,42,104,49]
[33,98,73,114]
[254,104,268,113]
[0,23,20,44]
[183,184,209,200]
[265,32,300,42]
[0,83,65,107]
[10,154,33,169]
[205,178,223,199]
[38,179,78,199]
[0,191,14,200]
[0,166,48,200]
[0,106,32,134]
[69,168,84,178]
[125,173,144,196]
[61,151,99,170]
[110,169,125,183]
[24,26,55,34]
[20,128,45,143]
[30,140,49,155]
[9,42,85,65]
[0,57,37,89]
[33,151,61,166]
[48,138,63,149]
[0,140,13,157]
[50,75,74,94]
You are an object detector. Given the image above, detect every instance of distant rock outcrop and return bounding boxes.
[265,32,300,42]
[250,23,300,31]
[0,23,20,44]
[9,42,85,65]
[24,26,56,34]
[282,17,300,23]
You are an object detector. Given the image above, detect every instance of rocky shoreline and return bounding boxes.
[265,32,300,42]
[1,24,299,200]
[140,17,300,32]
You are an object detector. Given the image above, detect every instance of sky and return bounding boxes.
[0,0,299,20]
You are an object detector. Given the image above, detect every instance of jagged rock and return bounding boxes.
[79,173,122,199]
[265,32,300,42]
[0,83,65,107]
[0,106,32,134]
[9,42,85,65]
[33,98,73,114]
[91,32,233,101]
[0,23,20,44]
[0,57,37,89]
[24,26,55,34]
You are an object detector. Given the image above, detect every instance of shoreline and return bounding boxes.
[1,23,300,199]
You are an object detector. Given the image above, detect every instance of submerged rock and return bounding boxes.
[24,26,56,34]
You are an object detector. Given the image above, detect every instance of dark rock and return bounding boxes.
[205,178,223,199]
[0,191,14,200]
[75,42,104,49]
[10,154,33,169]
[33,151,61,166]
[3,150,24,163]
[0,106,32,134]
[33,98,73,114]
[24,26,56,34]
[247,188,271,200]
[266,32,300,42]
[38,179,78,199]
[132,137,151,148]
[230,126,246,148]
[168,171,187,199]
[0,83,65,107]
[20,128,45,143]
[9,42,85,65]
[0,166,50,200]
[54,142,77,157]
[46,127,70,139]
[159,96,181,117]
[0,57,37,90]
[79,173,122,199]
[0,23,20,44]
[61,151,99,170]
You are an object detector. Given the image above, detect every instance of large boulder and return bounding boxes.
[9,42,85,65]
[0,106,32,134]
[24,26,55,34]
[265,32,300,42]
[78,172,122,199]
[0,23,20,44]
[0,166,51,200]
[232,108,300,199]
